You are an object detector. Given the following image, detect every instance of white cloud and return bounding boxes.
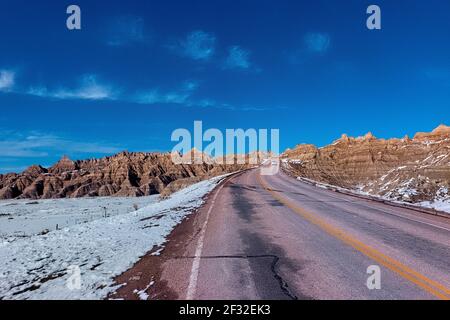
[26,76,200,106]
[136,90,190,105]
[134,80,199,105]
[2,69,272,111]
[168,30,216,61]
[182,80,200,91]
[28,75,116,101]
[0,70,15,91]
[288,32,331,64]
[133,80,279,111]
[304,32,331,54]
[224,46,251,69]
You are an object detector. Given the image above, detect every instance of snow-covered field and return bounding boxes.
[0,196,159,241]
[0,175,227,300]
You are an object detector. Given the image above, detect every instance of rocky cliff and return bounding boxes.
[0,151,249,199]
[282,125,450,204]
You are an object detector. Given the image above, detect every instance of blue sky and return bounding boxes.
[1,0,450,173]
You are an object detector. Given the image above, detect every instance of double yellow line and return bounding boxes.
[258,173,450,300]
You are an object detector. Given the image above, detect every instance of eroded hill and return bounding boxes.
[282,125,450,204]
[0,151,250,199]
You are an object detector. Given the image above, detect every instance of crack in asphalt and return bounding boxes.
[172,254,298,300]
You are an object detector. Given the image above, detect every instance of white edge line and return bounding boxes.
[185,178,228,300]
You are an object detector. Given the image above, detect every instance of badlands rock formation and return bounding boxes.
[0,151,249,199]
[282,125,450,204]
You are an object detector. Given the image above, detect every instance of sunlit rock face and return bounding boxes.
[283,125,450,203]
[0,150,251,199]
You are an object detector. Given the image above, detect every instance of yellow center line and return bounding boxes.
[258,173,450,300]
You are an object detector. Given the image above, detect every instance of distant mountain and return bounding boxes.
[282,125,450,204]
[0,151,249,200]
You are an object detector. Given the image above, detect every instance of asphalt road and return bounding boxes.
[117,166,450,300]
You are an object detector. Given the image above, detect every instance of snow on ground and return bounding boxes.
[134,280,155,300]
[419,186,450,213]
[0,196,159,242]
[0,175,228,300]
[419,200,450,213]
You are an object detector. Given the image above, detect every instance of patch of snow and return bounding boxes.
[0,174,229,300]
[419,200,450,213]
[133,280,155,300]
[436,186,449,198]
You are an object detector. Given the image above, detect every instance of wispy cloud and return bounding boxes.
[28,74,117,101]
[134,80,199,105]
[224,46,251,70]
[5,69,272,111]
[135,90,191,105]
[168,30,216,61]
[182,80,199,91]
[288,32,331,64]
[105,16,148,46]
[187,99,285,111]
[132,81,277,111]
[0,131,121,159]
[0,70,15,92]
[304,32,331,54]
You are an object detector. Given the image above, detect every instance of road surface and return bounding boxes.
[113,167,450,300]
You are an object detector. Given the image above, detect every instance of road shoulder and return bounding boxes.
[108,173,242,300]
